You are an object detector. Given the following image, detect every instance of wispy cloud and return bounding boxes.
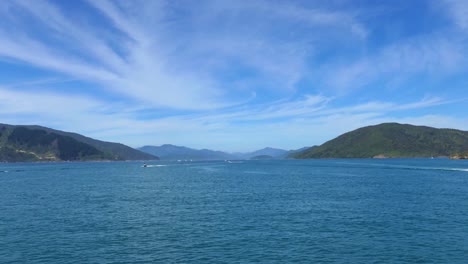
[0,0,227,109]
[0,0,369,110]
[0,32,118,81]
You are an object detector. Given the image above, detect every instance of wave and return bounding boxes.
[142,165,167,168]
[381,165,468,173]
[334,161,468,173]
[443,168,468,172]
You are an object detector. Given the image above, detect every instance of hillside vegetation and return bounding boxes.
[0,124,158,162]
[295,123,468,159]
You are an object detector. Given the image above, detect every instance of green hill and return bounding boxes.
[294,123,468,159]
[26,125,158,161]
[0,124,158,162]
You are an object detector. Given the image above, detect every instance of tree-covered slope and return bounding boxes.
[295,123,468,158]
[0,124,158,162]
[2,124,157,161]
[0,126,106,161]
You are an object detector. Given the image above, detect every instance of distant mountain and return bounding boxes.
[295,123,468,159]
[243,147,309,159]
[245,147,288,159]
[285,146,314,158]
[139,145,309,160]
[139,144,235,160]
[250,155,274,160]
[0,124,158,162]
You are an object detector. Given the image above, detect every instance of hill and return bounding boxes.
[139,144,235,160]
[0,124,158,162]
[29,125,157,161]
[245,147,288,159]
[295,123,468,158]
[285,146,314,158]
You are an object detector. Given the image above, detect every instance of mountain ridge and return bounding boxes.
[138,145,304,160]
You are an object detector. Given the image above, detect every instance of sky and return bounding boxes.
[0,0,467,152]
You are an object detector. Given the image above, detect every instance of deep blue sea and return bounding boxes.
[1,159,468,263]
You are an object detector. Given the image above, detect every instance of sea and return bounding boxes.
[1,159,468,263]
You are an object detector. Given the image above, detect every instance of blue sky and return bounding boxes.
[0,0,467,152]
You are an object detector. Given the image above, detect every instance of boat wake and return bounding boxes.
[383,165,468,173]
[444,168,468,172]
[227,161,243,164]
[142,165,167,168]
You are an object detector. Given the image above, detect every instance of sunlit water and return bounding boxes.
[1,159,468,263]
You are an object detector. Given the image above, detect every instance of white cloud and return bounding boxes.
[0,33,118,82]
[14,0,128,73]
[0,0,230,110]
[0,0,372,110]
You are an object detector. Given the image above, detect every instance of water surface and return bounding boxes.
[1,159,468,263]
